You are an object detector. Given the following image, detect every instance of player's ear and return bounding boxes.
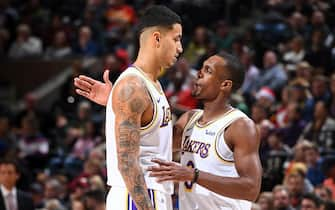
[220,80,232,90]
[153,31,161,48]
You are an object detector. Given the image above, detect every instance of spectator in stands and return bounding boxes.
[283,35,305,74]
[81,7,105,52]
[314,185,332,202]
[0,159,34,210]
[43,178,67,208]
[17,113,49,170]
[262,130,291,191]
[212,20,234,52]
[257,191,274,210]
[309,10,331,45]
[71,199,85,210]
[184,26,210,66]
[73,26,100,57]
[71,121,101,161]
[284,165,313,208]
[300,100,335,153]
[305,143,325,186]
[256,50,287,94]
[286,12,308,39]
[273,86,293,128]
[8,24,43,59]
[240,51,260,104]
[303,75,330,122]
[300,193,322,210]
[44,30,72,60]
[43,14,72,47]
[83,189,106,210]
[44,199,66,210]
[284,140,311,177]
[272,185,295,210]
[295,61,313,84]
[279,101,306,147]
[29,182,44,209]
[304,29,332,74]
[255,87,276,110]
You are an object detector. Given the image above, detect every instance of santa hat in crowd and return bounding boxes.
[256,87,276,103]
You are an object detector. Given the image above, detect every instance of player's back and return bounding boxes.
[179,108,252,210]
[105,66,173,195]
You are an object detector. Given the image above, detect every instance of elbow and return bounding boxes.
[244,179,261,201]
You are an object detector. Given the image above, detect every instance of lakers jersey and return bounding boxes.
[105,66,173,195]
[179,108,252,210]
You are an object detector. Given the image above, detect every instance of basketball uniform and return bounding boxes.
[105,66,173,210]
[179,108,252,210]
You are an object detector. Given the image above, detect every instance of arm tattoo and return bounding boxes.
[115,79,153,210]
[118,121,153,210]
[119,84,135,102]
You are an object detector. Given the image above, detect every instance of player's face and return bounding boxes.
[192,55,227,100]
[159,23,183,68]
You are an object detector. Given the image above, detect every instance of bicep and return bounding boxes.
[112,78,150,157]
[227,119,262,180]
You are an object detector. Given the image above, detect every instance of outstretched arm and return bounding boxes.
[112,76,153,210]
[74,70,112,106]
[149,118,262,201]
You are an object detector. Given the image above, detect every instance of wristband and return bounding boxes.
[192,168,200,183]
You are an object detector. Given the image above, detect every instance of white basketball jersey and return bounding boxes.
[106,66,173,195]
[179,108,252,210]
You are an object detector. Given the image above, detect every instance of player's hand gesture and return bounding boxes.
[148,159,195,182]
[74,70,112,106]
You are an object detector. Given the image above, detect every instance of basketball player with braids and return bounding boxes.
[75,5,182,210]
[148,53,262,210]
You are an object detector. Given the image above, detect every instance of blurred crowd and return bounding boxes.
[1,0,335,210]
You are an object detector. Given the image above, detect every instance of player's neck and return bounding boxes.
[134,51,161,81]
[201,101,232,123]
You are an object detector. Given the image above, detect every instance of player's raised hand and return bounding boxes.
[74,70,112,106]
[148,158,195,182]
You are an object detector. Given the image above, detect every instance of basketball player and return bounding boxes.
[148,53,262,210]
[75,5,182,210]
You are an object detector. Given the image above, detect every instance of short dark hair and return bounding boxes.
[302,193,322,207]
[137,5,181,34]
[219,51,245,92]
[0,159,20,174]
